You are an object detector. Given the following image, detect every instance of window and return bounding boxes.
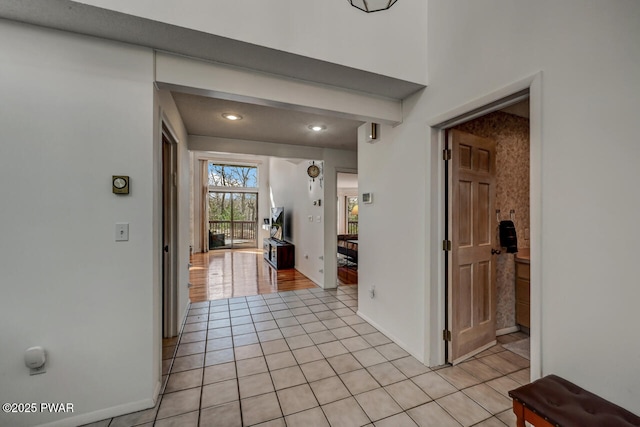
[347,196,358,234]
[208,163,258,188]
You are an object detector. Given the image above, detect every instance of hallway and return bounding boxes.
[84,282,529,426]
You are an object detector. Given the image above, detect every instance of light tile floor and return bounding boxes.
[83,286,530,427]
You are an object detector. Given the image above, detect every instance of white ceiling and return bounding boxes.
[171,92,365,151]
[174,96,530,153]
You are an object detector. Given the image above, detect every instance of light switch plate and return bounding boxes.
[115,223,129,241]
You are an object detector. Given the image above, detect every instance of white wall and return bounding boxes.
[0,21,158,427]
[75,0,427,85]
[293,161,325,286]
[429,0,640,413]
[267,158,296,236]
[268,158,325,286]
[358,0,640,414]
[258,159,271,244]
[356,121,428,360]
[156,52,402,125]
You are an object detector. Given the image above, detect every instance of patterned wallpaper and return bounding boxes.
[454,111,530,331]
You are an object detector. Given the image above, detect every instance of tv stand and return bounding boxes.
[263,238,295,269]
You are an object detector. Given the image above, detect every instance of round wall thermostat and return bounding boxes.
[112,175,130,194]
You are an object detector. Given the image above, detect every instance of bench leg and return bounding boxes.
[512,400,526,427]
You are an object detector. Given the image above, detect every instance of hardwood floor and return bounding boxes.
[337,266,358,284]
[189,249,319,302]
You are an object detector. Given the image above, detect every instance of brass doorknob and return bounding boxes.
[491,248,501,255]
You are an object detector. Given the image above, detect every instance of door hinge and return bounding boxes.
[443,149,451,161]
[443,329,452,341]
[442,240,452,251]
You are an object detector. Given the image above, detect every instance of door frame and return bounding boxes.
[162,121,179,338]
[334,167,358,288]
[427,72,542,380]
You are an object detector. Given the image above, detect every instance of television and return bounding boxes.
[270,207,285,241]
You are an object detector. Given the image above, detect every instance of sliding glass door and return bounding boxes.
[209,191,258,249]
[206,162,259,250]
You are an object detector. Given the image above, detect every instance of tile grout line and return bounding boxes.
[153,286,523,426]
[426,353,529,426]
[196,301,211,427]
[155,300,196,425]
[227,300,245,427]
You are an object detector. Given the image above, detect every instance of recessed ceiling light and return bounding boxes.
[308,125,326,132]
[222,113,243,121]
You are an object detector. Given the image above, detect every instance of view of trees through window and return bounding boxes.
[208,163,258,188]
[208,193,257,225]
[347,196,358,234]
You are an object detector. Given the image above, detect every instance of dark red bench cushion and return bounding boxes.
[509,375,640,427]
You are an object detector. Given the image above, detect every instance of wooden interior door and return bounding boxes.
[162,125,178,338]
[448,129,497,364]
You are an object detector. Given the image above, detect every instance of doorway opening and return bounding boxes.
[337,172,359,285]
[442,93,532,365]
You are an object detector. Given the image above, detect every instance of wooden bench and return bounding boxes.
[509,375,640,427]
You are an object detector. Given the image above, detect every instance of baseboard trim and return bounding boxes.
[356,310,426,364]
[153,378,162,406]
[38,397,156,427]
[497,325,519,336]
[180,299,191,333]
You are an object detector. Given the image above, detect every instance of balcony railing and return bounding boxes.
[209,220,257,242]
[347,221,359,234]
